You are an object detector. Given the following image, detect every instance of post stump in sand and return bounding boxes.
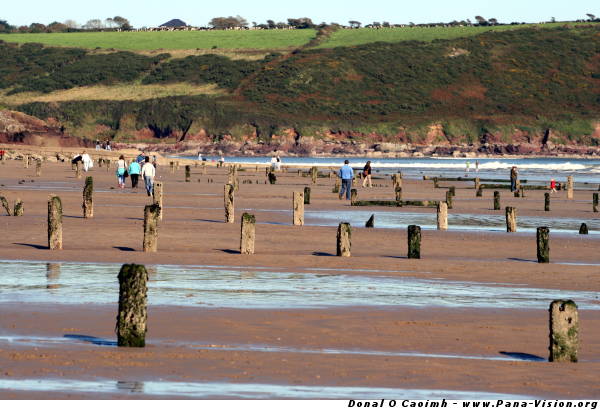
[83,176,93,218]
[35,160,42,177]
[505,207,517,232]
[536,227,549,263]
[446,190,453,209]
[476,186,483,197]
[170,161,174,173]
[224,184,235,223]
[365,214,375,228]
[567,176,574,200]
[143,204,160,252]
[0,196,11,215]
[407,225,421,259]
[579,223,588,235]
[75,162,81,179]
[13,199,23,216]
[449,186,455,196]
[545,193,551,212]
[593,193,598,213]
[240,213,256,255]
[293,192,304,226]
[303,187,311,205]
[549,300,579,362]
[332,178,340,193]
[395,187,402,202]
[350,189,358,205]
[310,167,318,184]
[48,196,63,250]
[336,222,351,257]
[437,201,448,230]
[474,177,480,191]
[493,191,500,210]
[23,156,29,168]
[154,181,163,221]
[185,165,191,182]
[116,264,148,347]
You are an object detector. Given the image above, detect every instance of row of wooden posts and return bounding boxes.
[111,262,579,363]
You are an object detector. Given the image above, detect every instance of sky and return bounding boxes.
[2,0,598,28]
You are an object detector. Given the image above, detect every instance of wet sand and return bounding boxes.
[0,153,599,398]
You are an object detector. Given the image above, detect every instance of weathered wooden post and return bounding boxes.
[185,165,191,182]
[593,193,598,213]
[98,158,103,168]
[201,162,206,175]
[303,186,311,205]
[143,204,160,252]
[437,201,448,230]
[545,193,550,212]
[476,186,483,197]
[365,214,375,228]
[332,178,340,193]
[35,160,42,177]
[350,188,358,205]
[407,225,421,259]
[448,186,455,196]
[0,196,11,215]
[549,300,579,362]
[310,167,318,184]
[536,227,549,263]
[395,187,402,202]
[153,181,163,221]
[116,264,148,347]
[493,191,500,210]
[13,199,23,216]
[567,176,574,200]
[170,161,175,173]
[505,206,517,232]
[240,213,256,255]
[105,159,111,171]
[446,190,453,209]
[48,196,63,250]
[175,161,180,171]
[23,155,29,168]
[474,177,480,191]
[83,176,93,218]
[433,177,439,188]
[336,222,351,257]
[75,162,82,179]
[268,172,277,184]
[224,184,235,223]
[579,223,588,235]
[293,192,304,226]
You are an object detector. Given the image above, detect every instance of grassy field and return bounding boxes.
[0,29,316,50]
[316,22,599,48]
[1,82,224,105]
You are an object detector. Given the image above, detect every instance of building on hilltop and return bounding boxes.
[160,19,188,28]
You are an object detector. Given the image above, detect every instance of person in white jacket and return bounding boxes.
[140,156,156,197]
[81,151,93,172]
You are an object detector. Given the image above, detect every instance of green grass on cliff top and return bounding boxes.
[0,22,596,51]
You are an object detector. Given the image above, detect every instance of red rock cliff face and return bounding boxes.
[0,110,91,147]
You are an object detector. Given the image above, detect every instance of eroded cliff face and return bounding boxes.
[0,110,91,147]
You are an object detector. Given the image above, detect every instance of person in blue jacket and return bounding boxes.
[128,160,141,189]
[338,160,354,200]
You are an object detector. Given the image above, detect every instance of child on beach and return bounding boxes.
[550,179,557,193]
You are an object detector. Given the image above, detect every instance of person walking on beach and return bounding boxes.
[550,178,557,193]
[338,160,354,200]
[362,161,372,188]
[116,155,127,189]
[81,151,93,172]
[128,159,141,189]
[510,166,518,192]
[475,160,479,173]
[141,156,156,197]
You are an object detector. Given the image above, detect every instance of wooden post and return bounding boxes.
[545,193,551,212]
[48,196,63,250]
[240,213,256,255]
[537,227,549,263]
[23,155,29,168]
[407,225,421,259]
[268,172,277,184]
[176,161,180,171]
[310,166,318,184]
[476,186,483,197]
[593,193,598,213]
[336,222,351,257]
[579,223,588,235]
[116,264,148,348]
[474,177,480,191]
[224,184,235,223]
[13,199,23,216]
[185,165,191,182]
[448,186,455,196]
[293,192,304,226]
[433,177,439,188]
[170,161,175,173]
[35,160,42,177]
[75,162,81,179]
[0,196,11,215]
[395,187,402,202]
[365,214,375,228]
[154,181,163,221]
[202,162,206,175]
[446,190,453,209]
[143,204,160,252]
[332,178,340,193]
[82,176,93,218]
[98,158,103,168]
[567,176,574,200]
[549,300,579,362]
[437,201,448,230]
[105,159,111,171]
[493,191,500,210]
[350,188,358,204]
[303,187,311,205]
[505,207,517,232]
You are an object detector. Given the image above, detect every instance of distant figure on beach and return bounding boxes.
[475,160,479,173]
[116,155,127,189]
[362,161,372,188]
[510,166,518,192]
[0,149,5,160]
[141,156,156,197]
[71,154,82,166]
[338,160,354,200]
[550,178,557,193]
[198,151,203,161]
[466,161,471,173]
[80,151,93,172]
[136,152,145,164]
[105,140,112,151]
[128,159,141,189]
[95,140,101,150]
[219,156,225,166]
[275,155,282,171]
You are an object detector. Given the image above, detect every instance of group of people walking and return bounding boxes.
[337,160,374,200]
[116,153,156,196]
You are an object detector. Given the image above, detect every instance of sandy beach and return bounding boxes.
[0,149,599,399]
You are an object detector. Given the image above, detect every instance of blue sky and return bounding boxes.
[2,0,598,27]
